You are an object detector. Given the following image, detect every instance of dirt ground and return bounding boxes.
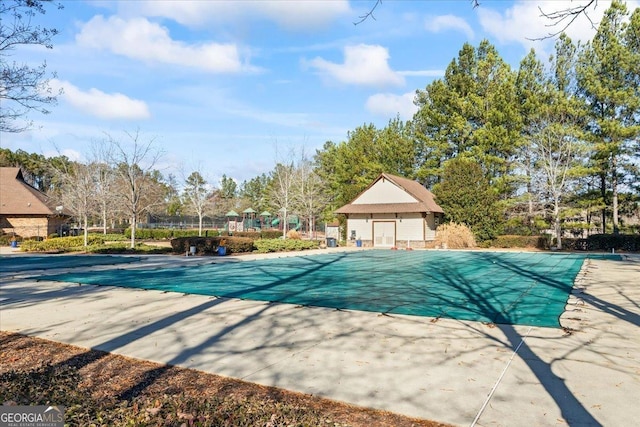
[0,332,450,427]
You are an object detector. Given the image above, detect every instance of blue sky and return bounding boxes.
[4,0,636,186]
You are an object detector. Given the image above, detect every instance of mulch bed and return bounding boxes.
[0,331,450,427]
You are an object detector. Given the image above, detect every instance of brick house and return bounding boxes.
[0,167,69,239]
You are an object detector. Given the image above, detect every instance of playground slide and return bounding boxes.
[271,217,300,230]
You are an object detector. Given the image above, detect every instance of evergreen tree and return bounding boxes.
[577,1,640,232]
[414,40,521,198]
[432,157,503,242]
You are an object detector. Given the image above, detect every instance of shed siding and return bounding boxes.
[396,214,424,241]
[347,213,432,244]
[425,214,436,240]
[347,215,372,240]
[352,179,415,205]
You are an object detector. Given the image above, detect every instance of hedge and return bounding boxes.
[171,236,254,255]
[491,235,549,249]
[20,235,107,252]
[87,243,172,254]
[254,239,319,253]
[569,234,640,252]
[222,230,283,239]
[170,237,321,255]
[125,228,220,240]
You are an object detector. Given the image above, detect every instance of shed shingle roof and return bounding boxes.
[335,173,443,215]
[0,167,59,215]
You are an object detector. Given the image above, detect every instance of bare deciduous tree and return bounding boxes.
[270,161,296,239]
[106,130,164,248]
[531,118,588,250]
[52,160,95,246]
[357,0,599,40]
[536,0,598,39]
[293,152,329,239]
[183,170,212,236]
[0,0,63,133]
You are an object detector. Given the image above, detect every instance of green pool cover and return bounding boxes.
[0,255,140,273]
[41,251,620,328]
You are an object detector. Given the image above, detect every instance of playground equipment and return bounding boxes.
[225,210,240,232]
[242,208,259,230]
[224,207,300,232]
[271,215,300,231]
[259,211,272,229]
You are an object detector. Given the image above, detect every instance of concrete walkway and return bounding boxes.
[1,249,639,426]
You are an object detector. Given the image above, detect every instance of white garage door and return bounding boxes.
[373,221,395,248]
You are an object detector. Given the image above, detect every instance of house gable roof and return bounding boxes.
[335,173,444,215]
[0,167,59,215]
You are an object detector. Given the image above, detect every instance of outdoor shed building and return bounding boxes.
[0,167,68,238]
[335,173,444,248]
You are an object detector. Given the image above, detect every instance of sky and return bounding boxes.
[3,0,637,186]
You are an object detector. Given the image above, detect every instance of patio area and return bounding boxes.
[1,249,639,426]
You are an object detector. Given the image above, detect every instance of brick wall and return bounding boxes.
[1,215,67,238]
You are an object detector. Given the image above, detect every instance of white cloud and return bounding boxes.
[50,79,150,120]
[76,15,251,73]
[123,0,351,31]
[478,0,640,50]
[305,44,404,87]
[366,92,418,120]
[44,148,83,162]
[425,14,474,39]
[398,69,445,78]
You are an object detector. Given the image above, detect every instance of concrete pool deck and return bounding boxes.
[1,248,639,426]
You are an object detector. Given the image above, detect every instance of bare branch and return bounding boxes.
[531,0,598,40]
[0,0,64,132]
[354,0,381,26]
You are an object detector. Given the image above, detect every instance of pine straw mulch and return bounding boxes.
[0,331,451,427]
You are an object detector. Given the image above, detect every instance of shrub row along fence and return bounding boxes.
[126,228,284,240]
[490,234,640,251]
[564,234,640,252]
[171,236,319,255]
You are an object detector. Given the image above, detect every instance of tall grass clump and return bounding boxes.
[434,222,476,249]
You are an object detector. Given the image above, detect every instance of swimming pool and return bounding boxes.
[0,254,140,273]
[42,250,618,328]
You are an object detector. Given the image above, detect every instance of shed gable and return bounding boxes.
[352,178,416,205]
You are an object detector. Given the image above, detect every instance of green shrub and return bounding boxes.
[230,231,261,239]
[0,234,19,245]
[99,233,129,241]
[225,237,255,254]
[260,230,283,239]
[571,234,640,252]
[125,228,220,240]
[171,236,254,255]
[254,239,319,253]
[20,235,106,252]
[87,243,173,254]
[491,235,549,249]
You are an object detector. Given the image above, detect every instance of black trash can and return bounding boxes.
[326,237,337,248]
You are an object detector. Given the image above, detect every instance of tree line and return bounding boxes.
[2,1,638,249]
[317,1,639,248]
[0,137,327,248]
